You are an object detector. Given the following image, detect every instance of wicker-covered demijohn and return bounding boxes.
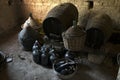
[62,21,86,51]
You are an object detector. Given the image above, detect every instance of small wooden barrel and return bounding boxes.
[85,13,113,49]
[43,3,78,39]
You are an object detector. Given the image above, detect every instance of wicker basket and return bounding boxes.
[62,21,86,51]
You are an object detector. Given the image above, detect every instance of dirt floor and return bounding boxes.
[0,29,119,80]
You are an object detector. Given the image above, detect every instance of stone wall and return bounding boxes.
[0,0,26,35]
[0,0,120,35]
[22,0,120,24]
[22,0,87,21]
[93,0,120,29]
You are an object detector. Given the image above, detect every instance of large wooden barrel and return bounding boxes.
[85,13,113,49]
[43,3,78,40]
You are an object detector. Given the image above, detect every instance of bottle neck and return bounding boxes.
[72,20,77,28]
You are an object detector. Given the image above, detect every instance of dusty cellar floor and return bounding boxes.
[0,28,120,80]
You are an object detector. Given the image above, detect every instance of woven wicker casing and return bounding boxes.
[62,25,86,51]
